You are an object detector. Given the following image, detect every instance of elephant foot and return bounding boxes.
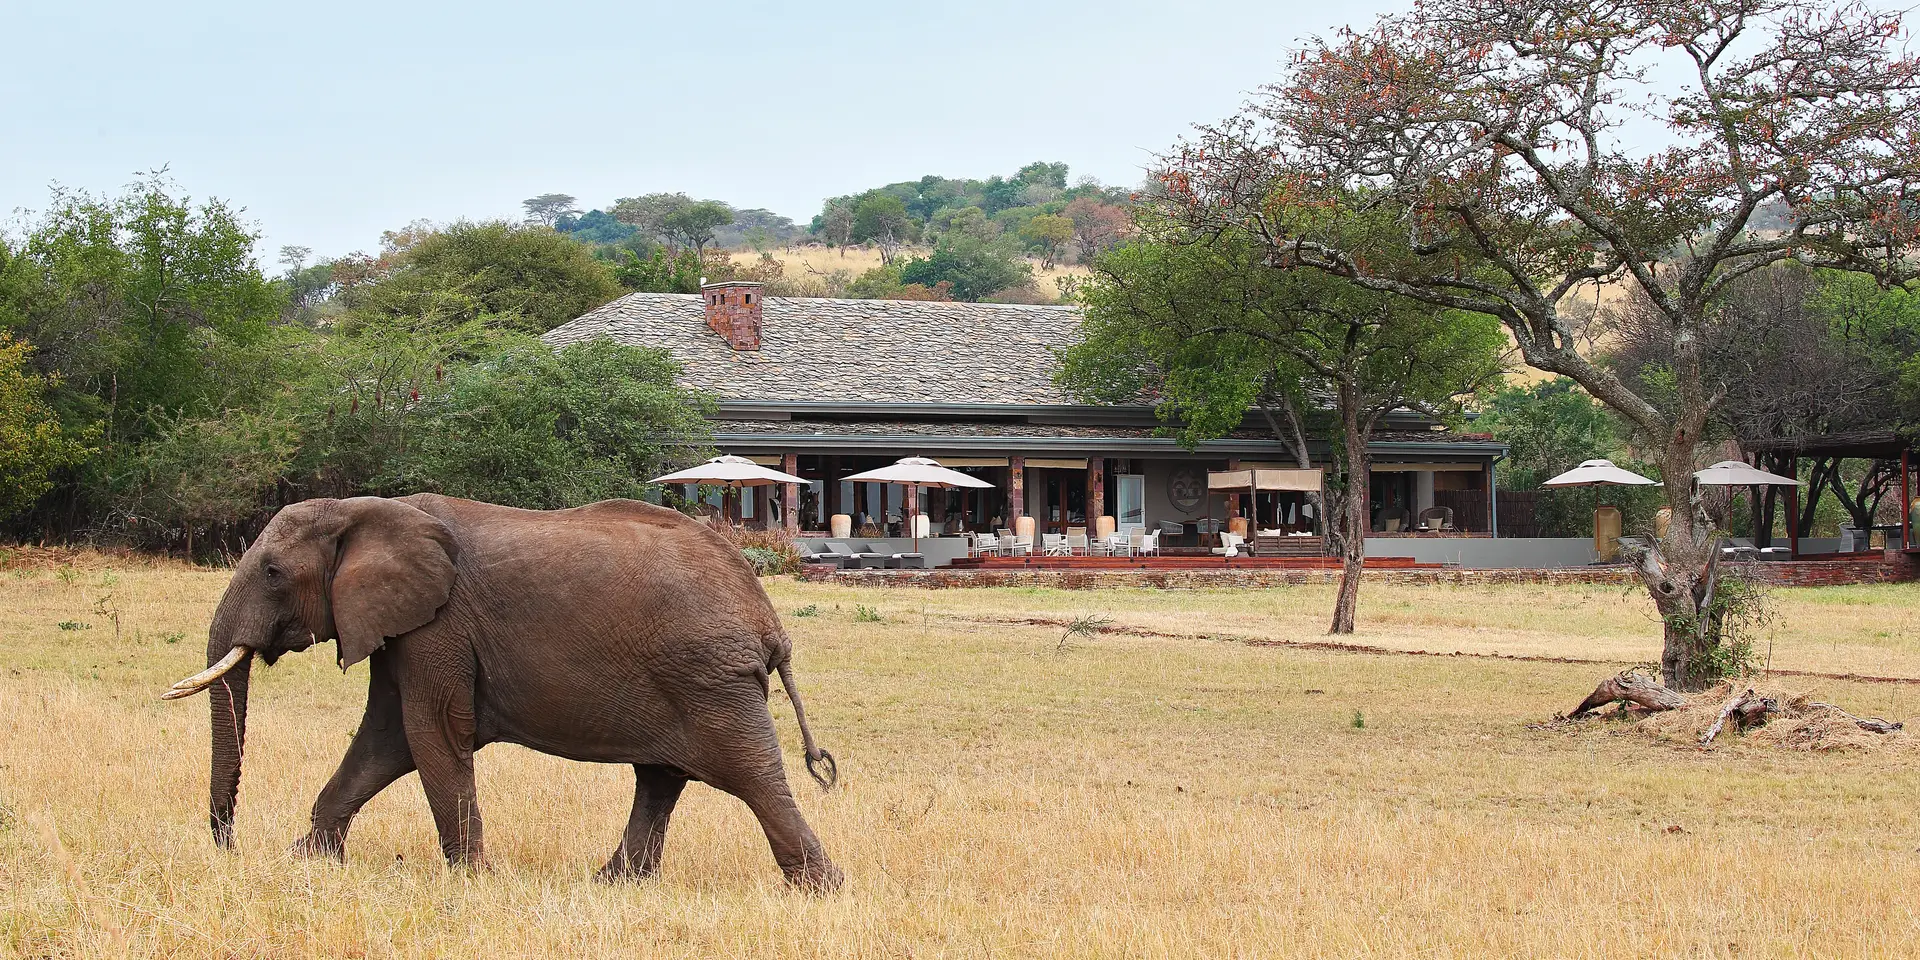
[289,829,346,862]
[442,843,491,872]
[594,852,660,884]
[784,858,844,894]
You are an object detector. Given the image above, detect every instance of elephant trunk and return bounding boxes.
[206,635,253,849]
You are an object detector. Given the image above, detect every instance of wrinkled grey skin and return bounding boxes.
[196,494,840,890]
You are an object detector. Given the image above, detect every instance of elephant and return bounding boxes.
[162,494,842,890]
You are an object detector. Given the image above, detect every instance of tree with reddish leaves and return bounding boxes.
[1162,0,1920,689]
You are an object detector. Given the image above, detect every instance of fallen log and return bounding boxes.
[1699,688,1780,746]
[1568,670,1688,719]
[1809,702,1904,734]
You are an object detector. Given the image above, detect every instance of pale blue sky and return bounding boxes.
[4,0,1399,260]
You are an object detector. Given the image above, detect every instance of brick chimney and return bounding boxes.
[701,280,763,351]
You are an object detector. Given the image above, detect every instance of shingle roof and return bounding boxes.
[542,293,1082,404]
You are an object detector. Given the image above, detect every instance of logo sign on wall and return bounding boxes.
[1168,468,1204,513]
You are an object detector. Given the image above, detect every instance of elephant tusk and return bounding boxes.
[161,646,251,701]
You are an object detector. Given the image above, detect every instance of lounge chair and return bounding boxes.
[859,541,925,569]
[1212,532,1247,558]
[797,545,848,568]
[972,533,1003,557]
[1416,506,1454,532]
[822,541,886,569]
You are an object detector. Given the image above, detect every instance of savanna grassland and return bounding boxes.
[5,561,1920,958]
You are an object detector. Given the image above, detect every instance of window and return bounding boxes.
[745,293,753,304]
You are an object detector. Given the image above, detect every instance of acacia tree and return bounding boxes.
[521,193,580,228]
[1612,265,1915,540]
[1061,224,1505,633]
[1163,0,1920,686]
[852,195,915,265]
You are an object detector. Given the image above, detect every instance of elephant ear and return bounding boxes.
[330,497,460,670]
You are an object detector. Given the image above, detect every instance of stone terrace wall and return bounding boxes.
[801,551,1919,590]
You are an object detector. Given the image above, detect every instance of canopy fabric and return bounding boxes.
[649,454,807,487]
[1209,468,1323,492]
[1693,460,1801,486]
[841,456,994,489]
[1542,459,1660,487]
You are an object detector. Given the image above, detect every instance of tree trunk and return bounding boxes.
[1330,400,1369,635]
[1644,431,1715,690]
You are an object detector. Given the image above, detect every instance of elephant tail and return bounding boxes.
[775,656,837,791]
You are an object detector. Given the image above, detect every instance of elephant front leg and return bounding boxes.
[597,765,688,882]
[295,654,414,861]
[398,668,488,868]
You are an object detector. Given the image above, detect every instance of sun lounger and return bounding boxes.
[822,541,887,568]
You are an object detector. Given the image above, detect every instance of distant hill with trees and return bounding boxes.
[523,161,1135,304]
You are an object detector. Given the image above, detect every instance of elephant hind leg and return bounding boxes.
[597,764,688,882]
[692,699,842,892]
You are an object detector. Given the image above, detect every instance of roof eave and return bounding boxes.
[709,429,1506,459]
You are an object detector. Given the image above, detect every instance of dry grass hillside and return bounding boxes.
[6,563,1920,957]
[757,245,1090,303]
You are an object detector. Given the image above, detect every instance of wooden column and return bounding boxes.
[1903,449,1912,551]
[1009,456,1026,522]
[781,453,800,535]
[1786,455,1800,558]
[1087,457,1105,524]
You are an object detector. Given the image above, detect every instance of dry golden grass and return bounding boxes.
[762,245,1089,301]
[6,563,1920,957]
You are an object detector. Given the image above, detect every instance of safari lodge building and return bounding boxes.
[543,281,1507,554]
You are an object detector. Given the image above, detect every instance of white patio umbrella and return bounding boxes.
[650,455,807,524]
[1542,459,1658,562]
[840,457,995,550]
[1694,459,1802,556]
[1541,459,1661,488]
[1692,460,1800,487]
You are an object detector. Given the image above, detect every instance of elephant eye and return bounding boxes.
[264,564,283,580]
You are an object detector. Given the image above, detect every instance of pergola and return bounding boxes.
[1207,468,1324,531]
[1741,430,1918,557]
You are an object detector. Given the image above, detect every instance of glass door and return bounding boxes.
[1117,474,1145,531]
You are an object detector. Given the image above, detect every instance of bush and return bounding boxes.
[354,220,622,334]
[386,338,715,509]
[718,524,804,576]
[898,234,1032,301]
